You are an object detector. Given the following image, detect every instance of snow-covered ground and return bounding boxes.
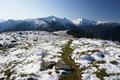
[71,38,120,80]
[0,31,70,80]
[0,31,120,80]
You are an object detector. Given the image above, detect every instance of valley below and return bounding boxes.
[0,31,120,80]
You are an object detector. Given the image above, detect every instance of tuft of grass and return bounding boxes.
[92,60,109,80]
[93,60,106,64]
[92,64,99,69]
[94,68,109,80]
[92,60,106,69]
[110,60,118,65]
[4,69,15,80]
[19,73,28,77]
[80,49,100,55]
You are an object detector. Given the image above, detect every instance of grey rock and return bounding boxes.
[55,61,73,71]
[11,40,17,43]
[27,77,36,80]
[40,61,56,71]
[81,55,95,61]
[40,61,74,74]
[96,51,105,58]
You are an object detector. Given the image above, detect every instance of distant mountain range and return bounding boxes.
[0,16,120,41]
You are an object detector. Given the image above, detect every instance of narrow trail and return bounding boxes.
[60,39,81,80]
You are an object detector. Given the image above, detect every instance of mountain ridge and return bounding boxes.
[1,16,120,26]
[0,16,120,41]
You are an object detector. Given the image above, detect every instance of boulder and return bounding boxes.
[55,61,73,71]
[40,61,56,71]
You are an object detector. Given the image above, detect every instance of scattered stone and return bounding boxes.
[96,51,105,58]
[18,32,23,35]
[27,77,36,80]
[81,55,95,62]
[55,61,73,71]
[11,40,17,43]
[40,61,56,71]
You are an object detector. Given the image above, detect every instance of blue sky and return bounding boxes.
[0,0,120,22]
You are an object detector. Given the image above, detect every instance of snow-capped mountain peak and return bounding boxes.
[72,18,96,26]
[41,15,59,22]
[0,16,120,32]
[41,16,73,25]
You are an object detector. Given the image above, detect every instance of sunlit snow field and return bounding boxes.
[0,31,120,80]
